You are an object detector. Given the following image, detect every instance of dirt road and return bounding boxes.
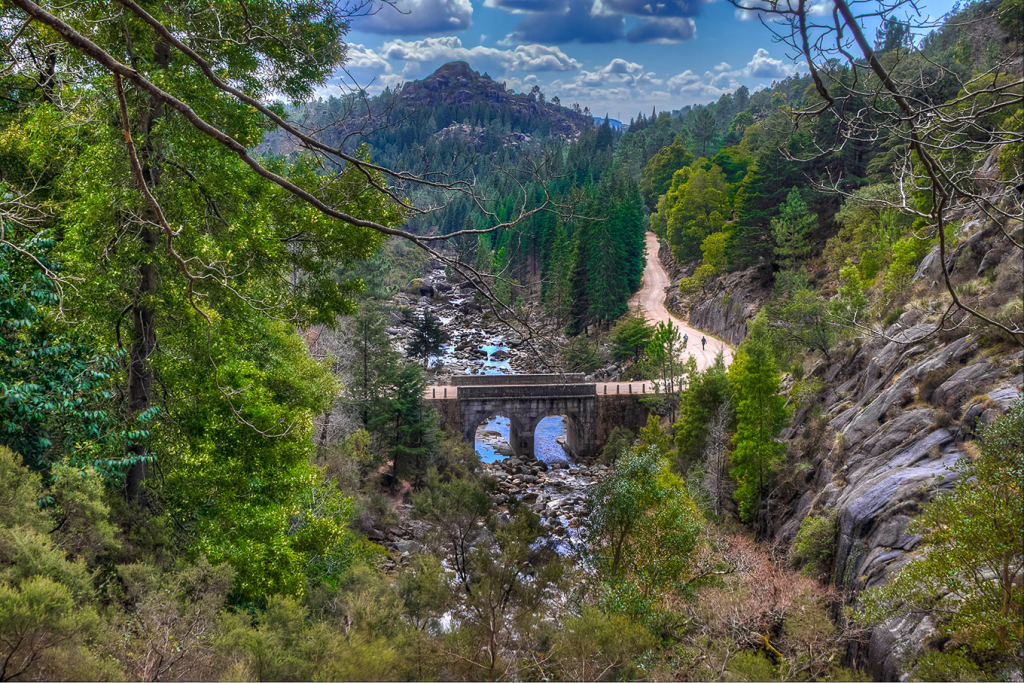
[629,231,734,370]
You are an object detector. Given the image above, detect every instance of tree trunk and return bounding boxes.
[125,38,169,504]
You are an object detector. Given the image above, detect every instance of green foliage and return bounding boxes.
[567,171,646,333]
[729,148,803,269]
[639,135,695,209]
[368,362,437,481]
[792,513,838,579]
[854,403,1024,674]
[728,314,789,526]
[445,506,565,679]
[0,231,126,475]
[611,314,656,362]
[600,426,636,465]
[549,607,655,681]
[726,651,779,681]
[996,108,1022,186]
[833,260,869,322]
[674,354,732,470]
[767,269,836,361]
[216,592,409,681]
[689,107,719,156]
[678,263,717,295]
[561,334,604,373]
[771,188,816,271]
[583,446,703,623]
[658,161,730,264]
[407,310,449,365]
[413,468,492,584]
[644,321,686,395]
[700,230,730,272]
[0,576,109,681]
[882,235,929,302]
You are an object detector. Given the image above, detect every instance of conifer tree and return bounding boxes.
[771,188,817,270]
[730,148,803,268]
[407,311,449,365]
[728,313,789,529]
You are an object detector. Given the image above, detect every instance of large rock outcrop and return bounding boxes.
[658,238,771,346]
[769,210,1023,678]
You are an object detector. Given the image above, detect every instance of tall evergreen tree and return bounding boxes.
[729,148,803,268]
[771,188,817,270]
[728,314,789,530]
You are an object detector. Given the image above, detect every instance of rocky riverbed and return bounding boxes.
[386,259,540,379]
[377,456,608,563]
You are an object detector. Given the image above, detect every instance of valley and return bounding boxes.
[0,0,1020,680]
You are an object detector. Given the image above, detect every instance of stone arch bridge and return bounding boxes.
[423,374,654,460]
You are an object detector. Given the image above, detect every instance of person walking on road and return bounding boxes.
[701,336,706,351]
[683,333,688,349]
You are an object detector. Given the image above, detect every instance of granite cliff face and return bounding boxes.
[770,214,1022,679]
[659,205,1022,678]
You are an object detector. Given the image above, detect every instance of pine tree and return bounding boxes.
[729,148,803,268]
[771,188,817,270]
[639,135,695,209]
[348,303,399,426]
[690,107,718,156]
[728,313,789,529]
[407,311,449,365]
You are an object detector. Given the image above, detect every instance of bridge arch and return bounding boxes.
[426,375,650,461]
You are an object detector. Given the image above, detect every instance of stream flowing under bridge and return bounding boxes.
[423,375,655,460]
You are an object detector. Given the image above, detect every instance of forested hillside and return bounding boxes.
[0,0,1021,681]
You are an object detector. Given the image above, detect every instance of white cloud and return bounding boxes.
[380,36,582,75]
[742,47,795,78]
[345,44,392,73]
[356,0,473,35]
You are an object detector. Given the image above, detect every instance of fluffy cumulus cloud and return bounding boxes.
[380,36,581,77]
[733,0,833,20]
[345,44,392,73]
[742,47,795,78]
[355,0,472,35]
[660,47,796,103]
[576,58,663,88]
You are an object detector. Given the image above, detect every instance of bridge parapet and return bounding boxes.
[451,373,586,387]
[456,383,596,400]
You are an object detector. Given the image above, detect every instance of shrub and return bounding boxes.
[882,236,929,302]
[792,513,838,579]
[679,263,716,295]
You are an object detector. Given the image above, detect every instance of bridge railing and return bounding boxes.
[456,383,596,399]
[450,373,586,387]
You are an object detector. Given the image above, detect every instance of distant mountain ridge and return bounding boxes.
[259,61,594,160]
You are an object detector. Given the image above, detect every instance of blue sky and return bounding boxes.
[333,0,959,118]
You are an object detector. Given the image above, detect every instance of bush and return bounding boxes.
[882,236,928,302]
[562,335,604,373]
[679,263,716,295]
[727,651,778,681]
[792,513,838,579]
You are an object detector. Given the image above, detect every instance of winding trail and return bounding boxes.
[629,231,734,370]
